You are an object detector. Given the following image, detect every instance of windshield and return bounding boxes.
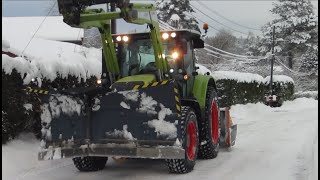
[116,38,176,77]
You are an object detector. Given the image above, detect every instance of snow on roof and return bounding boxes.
[3,16,84,48]
[264,75,294,84]
[212,71,264,83]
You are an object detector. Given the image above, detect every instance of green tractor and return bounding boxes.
[35,0,237,174]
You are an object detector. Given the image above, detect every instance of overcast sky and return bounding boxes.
[2,0,318,37]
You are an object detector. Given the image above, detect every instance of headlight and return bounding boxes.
[172,52,179,59]
[170,32,176,38]
[122,36,129,42]
[162,33,169,40]
[116,36,122,42]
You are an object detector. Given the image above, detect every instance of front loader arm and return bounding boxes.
[57,0,168,81]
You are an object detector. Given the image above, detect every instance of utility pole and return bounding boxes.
[269,26,275,95]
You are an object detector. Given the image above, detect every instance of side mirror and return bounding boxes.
[193,38,204,48]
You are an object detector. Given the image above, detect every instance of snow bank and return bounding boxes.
[2,133,40,180]
[264,75,294,84]
[212,71,264,83]
[294,91,318,100]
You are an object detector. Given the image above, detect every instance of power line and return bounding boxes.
[21,1,57,55]
[190,4,249,36]
[195,0,261,31]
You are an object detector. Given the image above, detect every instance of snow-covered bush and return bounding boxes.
[214,72,265,107]
[2,38,101,143]
[263,75,295,100]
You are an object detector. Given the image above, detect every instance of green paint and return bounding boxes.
[192,75,214,109]
[116,74,156,83]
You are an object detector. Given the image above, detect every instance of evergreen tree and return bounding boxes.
[156,0,199,31]
[259,0,318,56]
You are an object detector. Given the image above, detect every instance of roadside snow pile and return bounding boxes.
[294,91,318,100]
[264,75,294,84]
[2,133,40,180]
[212,71,264,83]
[2,38,102,85]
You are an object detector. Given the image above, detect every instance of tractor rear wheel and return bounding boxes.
[165,106,199,174]
[198,86,220,159]
[72,156,108,171]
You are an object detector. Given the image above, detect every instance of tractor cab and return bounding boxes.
[106,30,204,97]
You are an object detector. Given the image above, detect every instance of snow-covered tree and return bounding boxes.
[259,0,318,56]
[156,0,199,31]
[300,47,318,74]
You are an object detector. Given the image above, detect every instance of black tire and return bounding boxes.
[72,156,108,172]
[165,106,199,174]
[198,86,220,159]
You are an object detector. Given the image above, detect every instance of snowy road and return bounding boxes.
[2,98,318,180]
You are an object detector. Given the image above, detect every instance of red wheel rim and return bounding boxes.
[186,121,197,161]
[211,101,219,144]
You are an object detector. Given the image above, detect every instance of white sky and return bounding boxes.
[2,0,318,37]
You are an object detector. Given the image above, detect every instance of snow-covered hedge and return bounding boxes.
[214,73,265,107]
[263,75,295,101]
[197,65,265,107]
[2,38,101,144]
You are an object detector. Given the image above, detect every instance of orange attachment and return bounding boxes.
[203,23,209,30]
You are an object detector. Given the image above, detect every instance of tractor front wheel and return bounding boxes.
[165,106,199,174]
[72,156,108,171]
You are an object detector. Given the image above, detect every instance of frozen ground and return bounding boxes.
[2,98,318,180]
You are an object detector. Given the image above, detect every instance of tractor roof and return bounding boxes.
[112,29,202,41]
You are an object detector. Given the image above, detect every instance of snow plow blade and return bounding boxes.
[219,108,237,147]
[38,80,185,160]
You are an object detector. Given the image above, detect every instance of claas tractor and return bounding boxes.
[33,0,237,174]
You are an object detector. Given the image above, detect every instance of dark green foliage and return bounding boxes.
[215,77,294,107]
[264,81,295,101]
[215,79,265,107]
[2,70,97,144]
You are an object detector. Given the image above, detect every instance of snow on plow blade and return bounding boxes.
[38,80,185,160]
